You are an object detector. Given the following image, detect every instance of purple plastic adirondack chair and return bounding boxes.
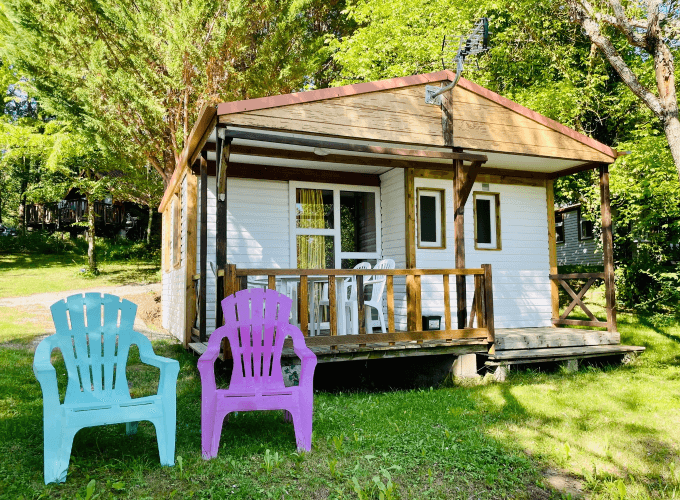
[198,288,317,459]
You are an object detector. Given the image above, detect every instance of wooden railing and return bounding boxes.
[189,264,495,351]
[550,272,608,329]
[25,201,125,228]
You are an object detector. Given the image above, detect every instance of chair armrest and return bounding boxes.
[197,326,229,394]
[281,324,317,388]
[33,335,60,408]
[129,331,180,393]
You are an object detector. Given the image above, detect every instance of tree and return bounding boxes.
[37,122,123,272]
[566,1,680,183]
[0,0,352,186]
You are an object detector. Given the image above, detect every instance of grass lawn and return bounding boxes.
[1,307,679,499]
[0,253,160,298]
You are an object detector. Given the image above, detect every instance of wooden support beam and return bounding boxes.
[404,168,417,331]
[299,275,309,336]
[184,173,198,347]
[454,160,482,328]
[215,135,231,328]
[220,127,488,163]
[328,276,337,337]
[386,275,395,333]
[357,275,366,336]
[482,264,495,344]
[199,154,208,342]
[599,165,617,333]
[546,180,559,325]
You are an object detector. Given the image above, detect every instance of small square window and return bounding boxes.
[579,210,594,240]
[474,192,501,250]
[417,188,446,249]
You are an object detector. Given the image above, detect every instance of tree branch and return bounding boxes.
[569,0,664,118]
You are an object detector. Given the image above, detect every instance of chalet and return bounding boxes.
[159,70,643,373]
[555,204,603,267]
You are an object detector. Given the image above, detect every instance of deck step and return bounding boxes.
[485,344,645,366]
[495,328,620,350]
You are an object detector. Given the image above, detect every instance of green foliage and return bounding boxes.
[0,0,353,183]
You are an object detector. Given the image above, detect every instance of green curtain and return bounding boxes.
[297,189,327,269]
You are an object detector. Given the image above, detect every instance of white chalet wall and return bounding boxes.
[196,175,217,331]
[464,182,552,328]
[162,175,188,341]
[380,169,407,331]
[226,178,290,269]
[414,176,552,329]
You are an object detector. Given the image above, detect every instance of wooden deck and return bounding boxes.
[188,326,645,366]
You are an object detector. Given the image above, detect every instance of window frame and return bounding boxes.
[473,191,501,251]
[289,181,381,269]
[578,209,595,240]
[416,187,446,249]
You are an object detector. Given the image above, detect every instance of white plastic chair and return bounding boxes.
[364,259,395,333]
[311,262,371,336]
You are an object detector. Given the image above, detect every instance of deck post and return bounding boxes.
[546,180,560,324]
[454,160,482,328]
[404,168,417,331]
[599,165,617,333]
[184,171,198,347]
[199,152,208,342]
[215,132,232,328]
[482,264,495,345]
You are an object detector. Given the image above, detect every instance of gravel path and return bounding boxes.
[0,282,176,345]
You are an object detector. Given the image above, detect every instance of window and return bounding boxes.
[555,212,564,243]
[579,210,594,240]
[417,188,446,249]
[473,192,501,250]
[290,183,381,269]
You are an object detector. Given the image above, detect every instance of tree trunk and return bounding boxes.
[146,204,153,245]
[86,193,97,273]
[663,115,680,178]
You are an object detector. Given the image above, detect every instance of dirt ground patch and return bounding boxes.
[120,289,163,331]
[0,283,174,344]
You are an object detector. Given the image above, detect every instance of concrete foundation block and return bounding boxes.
[566,359,579,372]
[452,353,478,378]
[494,365,510,382]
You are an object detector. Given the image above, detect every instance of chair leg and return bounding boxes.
[43,426,77,484]
[126,421,139,435]
[203,411,228,460]
[290,405,313,452]
[365,305,373,333]
[377,306,386,333]
[152,416,176,466]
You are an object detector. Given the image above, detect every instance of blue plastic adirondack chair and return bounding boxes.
[33,293,180,484]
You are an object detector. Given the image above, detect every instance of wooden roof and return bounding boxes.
[160,71,618,211]
[218,70,617,162]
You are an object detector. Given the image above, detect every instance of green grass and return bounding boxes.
[1,314,679,499]
[0,253,160,298]
[1,257,679,499]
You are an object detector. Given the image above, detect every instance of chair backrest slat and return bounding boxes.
[221,289,292,392]
[50,293,137,404]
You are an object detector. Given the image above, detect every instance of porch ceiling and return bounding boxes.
[204,126,585,176]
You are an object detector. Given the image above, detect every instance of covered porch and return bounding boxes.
[159,70,640,368]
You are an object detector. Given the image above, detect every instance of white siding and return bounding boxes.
[226,178,290,268]
[380,169,407,330]
[162,175,188,341]
[414,177,552,329]
[196,176,217,331]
